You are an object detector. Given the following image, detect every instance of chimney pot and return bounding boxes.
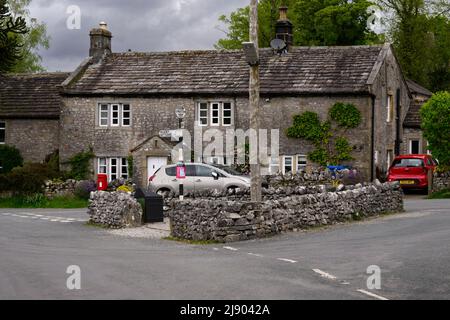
[275,6,293,50]
[89,22,112,62]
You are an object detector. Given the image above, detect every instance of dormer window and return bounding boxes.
[98,103,131,127]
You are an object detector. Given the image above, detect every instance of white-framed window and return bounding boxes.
[222,102,233,126]
[211,102,220,126]
[98,158,107,174]
[296,155,307,172]
[198,102,208,126]
[427,142,432,155]
[409,140,421,154]
[0,121,5,144]
[387,93,394,122]
[387,150,394,169]
[197,101,233,126]
[111,104,120,127]
[97,157,128,182]
[269,156,280,175]
[122,104,131,126]
[99,104,109,127]
[282,156,293,174]
[98,103,131,127]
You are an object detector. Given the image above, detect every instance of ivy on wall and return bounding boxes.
[286,102,362,166]
[68,148,95,180]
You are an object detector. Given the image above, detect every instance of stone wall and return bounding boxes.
[169,182,403,242]
[4,119,59,163]
[88,191,143,228]
[433,172,450,192]
[43,179,78,198]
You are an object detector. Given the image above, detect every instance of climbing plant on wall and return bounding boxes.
[286,102,362,166]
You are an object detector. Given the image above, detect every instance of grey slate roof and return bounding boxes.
[406,79,433,97]
[404,79,432,128]
[63,46,384,96]
[0,72,70,119]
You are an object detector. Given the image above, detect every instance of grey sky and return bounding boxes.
[28,0,248,72]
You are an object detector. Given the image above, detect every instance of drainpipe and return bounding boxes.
[371,96,376,182]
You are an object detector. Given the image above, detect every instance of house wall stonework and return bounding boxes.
[369,49,411,177]
[61,94,374,185]
[402,128,427,155]
[4,119,59,163]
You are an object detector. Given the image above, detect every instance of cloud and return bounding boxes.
[28,0,248,71]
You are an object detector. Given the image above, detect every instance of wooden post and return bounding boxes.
[249,0,262,202]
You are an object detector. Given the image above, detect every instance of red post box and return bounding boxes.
[97,174,108,191]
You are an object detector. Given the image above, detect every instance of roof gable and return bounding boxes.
[63,45,384,96]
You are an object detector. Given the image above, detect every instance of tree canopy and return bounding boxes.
[378,0,450,92]
[216,0,381,49]
[420,91,450,168]
[6,0,50,73]
[217,0,450,92]
[0,0,27,73]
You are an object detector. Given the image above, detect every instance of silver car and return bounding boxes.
[148,163,250,195]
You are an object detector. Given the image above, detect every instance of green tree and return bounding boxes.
[377,0,450,91]
[0,0,27,73]
[6,0,49,73]
[292,0,380,46]
[420,91,450,167]
[216,0,380,49]
[0,144,23,173]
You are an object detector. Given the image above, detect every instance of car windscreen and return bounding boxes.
[393,158,424,167]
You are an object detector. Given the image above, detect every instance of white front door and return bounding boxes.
[147,157,168,180]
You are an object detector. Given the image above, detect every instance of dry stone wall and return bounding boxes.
[433,172,450,192]
[169,182,403,243]
[88,191,143,228]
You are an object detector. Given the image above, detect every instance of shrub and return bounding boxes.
[0,145,23,173]
[74,180,97,200]
[68,149,95,180]
[117,185,133,193]
[421,91,450,166]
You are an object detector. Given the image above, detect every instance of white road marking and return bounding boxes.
[357,289,389,300]
[248,253,264,258]
[223,246,239,251]
[277,258,297,263]
[212,248,219,251]
[1,211,84,223]
[313,269,338,280]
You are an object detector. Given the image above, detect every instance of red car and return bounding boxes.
[387,154,437,191]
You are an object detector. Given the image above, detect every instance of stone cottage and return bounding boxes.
[402,79,433,155]
[0,72,70,163]
[58,13,411,187]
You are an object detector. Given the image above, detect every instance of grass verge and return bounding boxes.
[163,236,221,245]
[0,195,89,209]
[428,189,450,199]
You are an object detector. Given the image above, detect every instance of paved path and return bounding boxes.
[0,198,449,300]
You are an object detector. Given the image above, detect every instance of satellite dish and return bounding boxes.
[270,38,286,51]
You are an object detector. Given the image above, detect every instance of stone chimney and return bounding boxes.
[89,22,112,62]
[275,6,293,50]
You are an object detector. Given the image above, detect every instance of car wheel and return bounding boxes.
[156,188,171,198]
